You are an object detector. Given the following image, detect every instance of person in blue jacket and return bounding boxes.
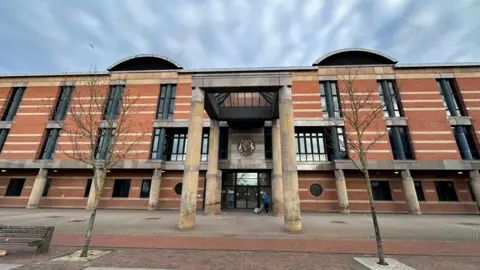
[263,193,269,214]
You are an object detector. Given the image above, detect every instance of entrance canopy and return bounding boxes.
[192,73,291,127]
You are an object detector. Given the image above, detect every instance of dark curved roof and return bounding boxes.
[107,54,182,71]
[312,48,397,66]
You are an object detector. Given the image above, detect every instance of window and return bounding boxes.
[42,178,52,197]
[452,126,479,160]
[437,79,465,117]
[174,183,182,195]
[388,126,414,160]
[2,87,25,121]
[310,184,323,197]
[39,129,60,160]
[112,179,130,198]
[320,81,341,117]
[156,84,176,120]
[378,80,403,117]
[435,181,458,201]
[200,131,209,161]
[218,127,229,160]
[104,85,124,120]
[164,129,187,161]
[5,178,25,196]
[150,128,166,160]
[371,181,392,201]
[414,181,425,201]
[295,129,328,162]
[95,128,114,159]
[52,86,73,120]
[84,179,93,197]
[264,127,272,159]
[336,127,348,159]
[0,129,9,153]
[140,179,151,198]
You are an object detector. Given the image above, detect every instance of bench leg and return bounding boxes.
[35,243,50,254]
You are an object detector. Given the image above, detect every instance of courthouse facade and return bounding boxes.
[0,48,479,224]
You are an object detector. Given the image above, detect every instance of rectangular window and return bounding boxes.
[103,85,125,120]
[0,129,9,153]
[414,181,425,201]
[371,181,392,201]
[164,129,188,161]
[95,128,114,159]
[2,87,26,121]
[84,179,93,197]
[377,80,402,117]
[156,84,177,120]
[264,127,272,159]
[320,81,341,118]
[337,127,348,159]
[112,179,131,198]
[295,129,328,162]
[52,86,73,121]
[42,178,52,197]
[388,126,414,160]
[437,79,465,116]
[435,181,458,201]
[200,130,209,161]
[452,126,480,160]
[5,178,25,196]
[150,128,166,160]
[140,179,151,198]
[218,127,229,160]
[39,129,60,160]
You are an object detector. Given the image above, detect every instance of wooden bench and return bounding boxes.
[0,225,55,254]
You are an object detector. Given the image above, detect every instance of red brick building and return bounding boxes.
[0,48,479,221]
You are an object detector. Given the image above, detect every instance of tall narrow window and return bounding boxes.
[5,178,25,196]
[452,125,479,160]
[377,80,403,117]
[200,130,209,161]
[320,81,341,117]
[140,179,151,198]
[371,181,392,201]
[150,128,166,160]
[2,87,25,121]
[437,79,465,117]
[42,178,52,197]
[84,179,93,197]
[39,129,60,160]
[164,129,188,161]
[112,179,130,198]
[104,85,124,120]
[156,84,177,120]
[414,181,425,201]
[95,128,114,159]
[295,129,327,162]
[336,127,348,159]
[264,127,272,159]
[52,86,73,120]
[0,129,9,153]
[388,126,414,160]
[218,127,229,160]
[434,181,458,201]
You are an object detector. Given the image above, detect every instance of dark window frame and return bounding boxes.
[103,85,125,120]
[434,181,458,202]
[295,129,328,162]
[84,179,93,197]
[371,181,393,201]
[52,85,73,121]
[2,87,26,121]
[377,80,403,117]
[39,129,61,160]
[0,129,9,153]
[388,126,415,160]
[437,79,466,117]
[200,131,209,161]
[156,84,177,120]
[112,179,131,198]
[320,81,342,118]
[42,178,52,197]
[414,181,426,201]
[218,127,229,160]
[5,178,26,196]
[95,128,114,160]
[140,179,151,198]
[264,127,272,159]
[452,125,480,160]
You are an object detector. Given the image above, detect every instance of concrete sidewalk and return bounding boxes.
[1,208,479,242]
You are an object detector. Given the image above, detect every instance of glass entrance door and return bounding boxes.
[221,171,271,209]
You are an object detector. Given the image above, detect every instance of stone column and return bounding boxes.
[178,87,205,230]
[271,119,284,216]
[468,170,480,208]
[334,169,349,213]
[26,168,48,209]
[279,85,302,232]
[401,169,421,215]
[87,168,104,210]
[216,169,222,211]
[148,169,163,210]
[204,119,220,215]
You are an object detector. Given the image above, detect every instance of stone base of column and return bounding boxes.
[148,169,162,211]
[401,170,421,215]
[204,173,221,216]
[468,170,480,209]
[26,168,48,209]
[283,171,303,233]
[335,169,350,214]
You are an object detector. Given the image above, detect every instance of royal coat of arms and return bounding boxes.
[238,138,255,156]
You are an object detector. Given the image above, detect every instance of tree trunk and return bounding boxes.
[363,168,388,266]
[80,172,105,257]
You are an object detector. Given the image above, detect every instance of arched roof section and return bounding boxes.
[312,48,397,66]
[107,54,182,71]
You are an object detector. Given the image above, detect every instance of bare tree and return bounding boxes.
[332,67,399,265]
[51,70,149,257]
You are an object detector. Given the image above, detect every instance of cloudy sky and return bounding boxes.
[0,0,479,74]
